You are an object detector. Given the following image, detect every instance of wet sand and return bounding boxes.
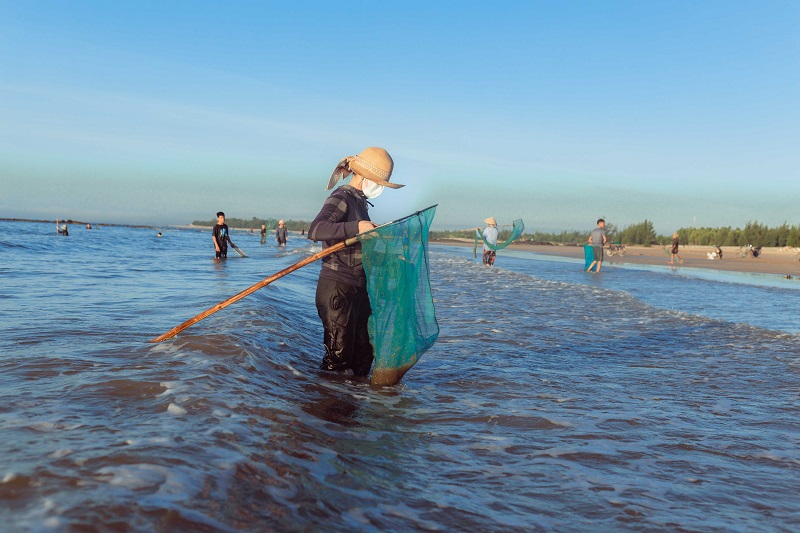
[433,240,800,278]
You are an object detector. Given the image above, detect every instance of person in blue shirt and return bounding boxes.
[482,217,499,266]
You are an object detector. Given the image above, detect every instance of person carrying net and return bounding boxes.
[481,217,499,266]
[308,147,404,377]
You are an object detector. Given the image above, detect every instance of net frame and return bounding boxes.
[359,205,440,386]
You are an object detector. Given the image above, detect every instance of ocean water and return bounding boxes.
[1,220,799,532]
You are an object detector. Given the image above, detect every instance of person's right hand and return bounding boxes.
[358,221,377,234]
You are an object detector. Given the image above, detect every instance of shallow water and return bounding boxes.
[1,221,799,531]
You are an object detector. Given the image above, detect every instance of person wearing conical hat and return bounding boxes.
[482,217,499,266]
[275,220,288,247]
[308,147,404,377]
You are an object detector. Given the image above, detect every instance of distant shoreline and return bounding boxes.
[1,217,157,229]
[432,239,800,278]
[1,218,266,232]
[7,218,798,277]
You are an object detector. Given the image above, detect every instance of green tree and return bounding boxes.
[619,220,657,245]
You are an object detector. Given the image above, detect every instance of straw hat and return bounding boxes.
[327,147,404,190]
[484,217,497,226]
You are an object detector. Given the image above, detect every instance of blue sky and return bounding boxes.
[1,1,798,233]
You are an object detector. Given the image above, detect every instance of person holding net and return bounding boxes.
[481,217,499,266]
[473,217,525,266]
[586,218,607,273]
[308,147,404,376]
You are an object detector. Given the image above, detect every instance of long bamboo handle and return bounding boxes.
[149,237,357,343]
[148,207,431,344]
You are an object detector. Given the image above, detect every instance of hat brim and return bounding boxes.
[367,178,404,189]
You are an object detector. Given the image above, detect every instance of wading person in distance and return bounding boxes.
[482,217,499,266]
[308,147,404,377]
[586,218,607,272]
[670,232,683,265]
[212,211,237,259]
[275,220,288,247]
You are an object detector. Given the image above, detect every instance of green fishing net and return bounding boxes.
[474,219,525,257]
[359,205,440,386]
[584,244,594,270]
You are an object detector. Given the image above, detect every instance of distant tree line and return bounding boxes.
[431,220,800,247]
[675,221,800,248]
[192,216,311,232]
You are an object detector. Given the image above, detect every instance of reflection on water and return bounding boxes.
[0,222,799,531]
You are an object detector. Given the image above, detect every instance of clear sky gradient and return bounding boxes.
[1,1,798,233]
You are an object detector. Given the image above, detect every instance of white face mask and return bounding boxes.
[361,178,384,199]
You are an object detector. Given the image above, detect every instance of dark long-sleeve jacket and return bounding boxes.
[308,185,370,287]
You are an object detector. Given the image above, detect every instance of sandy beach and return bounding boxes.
[434,240,800,278]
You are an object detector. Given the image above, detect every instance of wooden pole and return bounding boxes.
[149,206,435,344]
[149,236,358,343]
